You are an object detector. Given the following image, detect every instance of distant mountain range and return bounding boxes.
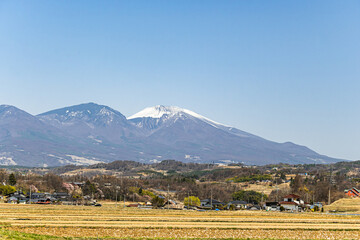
[0,103,345,167]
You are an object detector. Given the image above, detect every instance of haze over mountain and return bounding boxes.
[0,103,345,167]
[0,105,90,166]
[38,103,142,143]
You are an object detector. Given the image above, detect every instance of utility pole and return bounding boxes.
[29,186,31,205]
[115,188,118,208]
[312,192,315,204]
[133,181,137,203]
[328,166,333,205]
[210,187,213,210]
[167,184,170,210]
[187,191,190,209]
[190,195,192,207]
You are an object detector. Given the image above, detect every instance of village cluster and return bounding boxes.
[4,184,349,213]
[1,160,359,214]
[127,193,325,212]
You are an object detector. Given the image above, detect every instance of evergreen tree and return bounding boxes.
[8,173,16,186]
[82,180,96,196]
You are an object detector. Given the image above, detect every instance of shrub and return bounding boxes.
[151,196,165,208]
[229,204,235,211]
[232,190,267,204]
[129,187,155,198]
[184,196,200,207]
[0,185,16,195]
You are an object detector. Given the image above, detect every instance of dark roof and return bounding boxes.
[283,194,300,199]
[201,199,222,203]
[229,200,247,205]
[31,192,45,196]
[53,192,69,196]
[265,201,279,206]
[279,201,298,205]
[11,193,26,198]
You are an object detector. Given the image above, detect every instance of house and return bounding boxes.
[200,199,225,209]
[248,205,261,210]
[227,200,248,210]
[265,201,279,211]
[8,196,18,204]
[345,187,360,197]
[30,192,55,204]
[310,202,323,211]
[29,198,52,204]
[7,191,27,204]
[163,199,179,209]
[30,192,49,199]
[52,192,70,201]
[279,194,304,211]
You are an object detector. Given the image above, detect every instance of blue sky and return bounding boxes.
[0,1,359,160]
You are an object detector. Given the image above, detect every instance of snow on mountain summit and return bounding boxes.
[128,105,224,127]
[128,105,173,119]
[129,105,188,119]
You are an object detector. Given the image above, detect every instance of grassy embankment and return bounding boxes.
[324,198,360,213]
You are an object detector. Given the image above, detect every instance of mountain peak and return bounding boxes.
[0,105,35,120]
[0,104,20,112]
[38,102,129,128]
[39,102,122,117]
[128,105,185,119]
[128,105,225,128]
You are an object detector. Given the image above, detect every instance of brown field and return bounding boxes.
[1,202,360,239]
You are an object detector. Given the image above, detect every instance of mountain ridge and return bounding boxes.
[0,103,346,167]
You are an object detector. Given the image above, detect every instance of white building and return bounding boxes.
[279,194,304,211]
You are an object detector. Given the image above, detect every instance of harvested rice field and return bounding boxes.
[1,203,360,239]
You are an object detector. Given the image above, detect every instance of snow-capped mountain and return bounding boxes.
[38,103,141,143]
[129,105,221,124]
[0,103,346,167]
[128,105,341,165]
[128,105,260,138]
